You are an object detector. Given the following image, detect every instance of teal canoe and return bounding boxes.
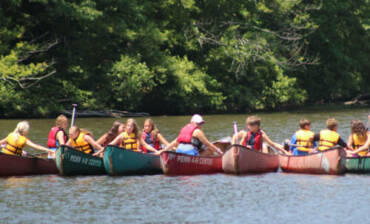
[56,145,105,176]
[345,156,370,173]
[103,145,162,175]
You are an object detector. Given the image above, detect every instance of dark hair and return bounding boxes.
[299,118,311,129]
[351,120,366,137]
[104,121,122,145]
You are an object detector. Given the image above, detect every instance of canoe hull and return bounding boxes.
[0,153,58,176]
[279,148,346,175]
[345,156,370,173]
[55,146,105,176]
[222,145,279,174]
[103,145,161,175]
[160,151,222,175]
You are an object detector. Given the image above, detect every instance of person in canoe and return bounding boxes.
[161,114,223,156]
[289,119,317,155]
[0,121,53,156]
[141,118,170,153]
[66,126,103,155]
[232,116,288,154]
[46,115,69,158]
[96,121,123,147]
[312,118,348,151]
[94,118,158,155]
[346,120,370,157]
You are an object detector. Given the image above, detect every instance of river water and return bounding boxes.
[0,108,369,223]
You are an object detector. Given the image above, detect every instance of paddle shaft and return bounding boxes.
[71,104,78,126]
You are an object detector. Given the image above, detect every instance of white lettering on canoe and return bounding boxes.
[70,155,81,163]
[88,159,102,167]
[174,155,213,165]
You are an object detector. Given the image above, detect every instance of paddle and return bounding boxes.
[26,152,49,160]
[71,104,78,126]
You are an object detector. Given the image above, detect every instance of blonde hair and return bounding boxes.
[69,126,93,137]
[143,118,159,137]
[246,116,261,127]
[126,118,139,137]
[13,121,30,141]
[326,118,338,130]
[56,115,68,127]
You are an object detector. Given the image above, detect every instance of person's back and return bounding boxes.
[290,119,315,155]
[313,118,347,151]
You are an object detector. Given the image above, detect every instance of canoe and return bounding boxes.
[345,156,370,173]
[0,153,58,176]
[222,144,279,174]
[103,145,162,175]
[160,151,222,175]
[55,145,105,176]
[278,147,346,175]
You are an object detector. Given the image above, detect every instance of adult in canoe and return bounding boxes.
[141,118,169,153]
[289,119,316,155]
[46,115,69,158]
[162,114,223,156]
[0,121,53,156]
[66,126,103,155]
[232,116,288,154]
[96,121,123,147]
[346,120,370,157]
[312,118,348,151]
[94,118,157,155]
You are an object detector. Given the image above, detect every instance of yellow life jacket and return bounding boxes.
[318,129,340,151]
[2,132,27,156]
[71,132,93,154]
[295,129,315,152]
[120,132,138,151]
[352,133,368,157]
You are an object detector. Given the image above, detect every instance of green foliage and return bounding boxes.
[0,0,368,117]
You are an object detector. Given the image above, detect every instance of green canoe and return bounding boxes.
[345,156,370,173]
[56,145,106,176]
[103,145,162,175]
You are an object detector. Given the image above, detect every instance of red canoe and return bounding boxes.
[222,144,279,174]
[160,151,222,175]
[278,148,346,175]
[0,153,58,176]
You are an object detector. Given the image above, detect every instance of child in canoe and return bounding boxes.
[46,115,69,158]
[312,118,348,151]
[346,120,370,157]
[66,126,103,155]
[141,118,169,153]
[289,119,316,155]
[161,114,223,156]
[96,121,123,147]
[94,118,157,155]
[232,116,288,154]
[0,121,53,156]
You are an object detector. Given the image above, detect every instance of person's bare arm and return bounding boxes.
[140,138,156,152]
[261,131,288,154]
[232,131,245,144]
[157,133,170,146]
[349,132,370,154]
[84,135,103,152]
[194,129,223,155]
[96,133,108,146]
[347,135,353,151]
[26,140,53,153]
[56,131,66,145]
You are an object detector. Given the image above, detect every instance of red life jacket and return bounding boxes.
[141,132,160,153]
[47,126,68,148]
[177,123,198,144]
[242,130,263,151]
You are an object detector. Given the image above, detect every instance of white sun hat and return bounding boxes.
[191,114,205,124]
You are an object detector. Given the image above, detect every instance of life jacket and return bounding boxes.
[352,133,368,157]
[2,133,27,156]
[295,129,315,152]
[120,132,138,151]
[242,130,263,151]
[177,123,198,144]
[71,132,93,154]
[47,126,68,148]
[318,129,340,151]
[141,132,160,153]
